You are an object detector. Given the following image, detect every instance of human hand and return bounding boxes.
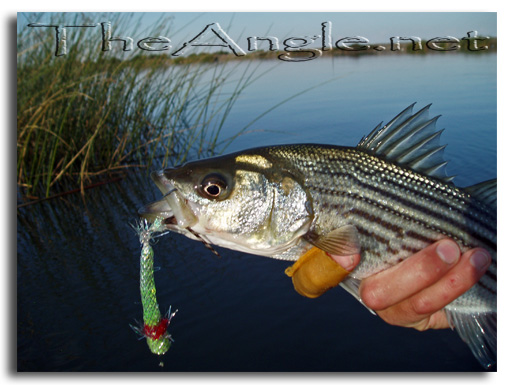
[331,239,491,330]
[360,239,491,330]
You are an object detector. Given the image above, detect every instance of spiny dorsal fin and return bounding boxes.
[464,179,497,209]
[357,103,454,184]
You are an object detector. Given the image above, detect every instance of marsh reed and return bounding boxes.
[17,13,262,199]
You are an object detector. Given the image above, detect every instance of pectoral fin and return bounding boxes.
[308,225,361,256]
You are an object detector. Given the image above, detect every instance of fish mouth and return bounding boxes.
[139,170,198,228]
[150,170,174,195]
[138,198,177,226]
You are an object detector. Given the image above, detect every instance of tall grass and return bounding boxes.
[17,13,260,198]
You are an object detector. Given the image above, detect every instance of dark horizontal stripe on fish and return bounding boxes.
[355,217,496,294]
[350,207,405,238]
[396,232,495,284]
[404,230,496,286]
[361,150,490,221]
[401,244,420,253]
[477,278,497,294]
[286,147,497,294]
[310,183,487,250]
[311,163,496,236]
[484,269,497,282]
[311,184,459,244]
[404,230,439,244]
[308,172,496,253]
[359,226,497,294]
[315,192,498,277]
[354,224,399,256]
[319,150,496,224]
[319,196,456,256]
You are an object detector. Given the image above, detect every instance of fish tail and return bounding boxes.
[445,308,497,369]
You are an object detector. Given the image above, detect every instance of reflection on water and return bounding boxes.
[17,54,496,371]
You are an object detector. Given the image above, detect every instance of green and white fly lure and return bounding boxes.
[131,217,177,355]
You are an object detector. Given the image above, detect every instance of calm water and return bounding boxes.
[17,53,496,371]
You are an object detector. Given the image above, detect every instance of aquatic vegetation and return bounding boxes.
[17,13,262,199]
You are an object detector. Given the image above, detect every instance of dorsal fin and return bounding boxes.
[464,179,497,209]
[357,103,455,183]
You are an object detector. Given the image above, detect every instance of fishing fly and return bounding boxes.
[130,217,177,355]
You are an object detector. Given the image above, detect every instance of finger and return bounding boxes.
[375,309,451,331]
[328,253,361,272]
[359,239,461,311]
[375,247,492,330]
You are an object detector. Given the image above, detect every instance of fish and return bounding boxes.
[139,103,496,368]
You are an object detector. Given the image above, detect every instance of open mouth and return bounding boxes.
[138,170,177,225]
[138,198,176,225]
[139,170,198,228]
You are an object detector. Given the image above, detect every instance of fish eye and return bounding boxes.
[198,173,228,200]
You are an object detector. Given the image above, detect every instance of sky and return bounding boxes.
[142,12,497,42]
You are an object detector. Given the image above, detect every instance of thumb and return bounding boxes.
[328,253,361,272]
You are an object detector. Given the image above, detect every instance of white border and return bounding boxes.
[7,2,510,383]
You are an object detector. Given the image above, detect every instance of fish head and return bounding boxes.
[139,151,314,257]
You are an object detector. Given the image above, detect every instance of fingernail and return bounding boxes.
[470,250,491,271]
[340,255,354,271]
[436,240,460,264]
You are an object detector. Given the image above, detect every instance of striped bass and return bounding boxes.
[140,104,496,368]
